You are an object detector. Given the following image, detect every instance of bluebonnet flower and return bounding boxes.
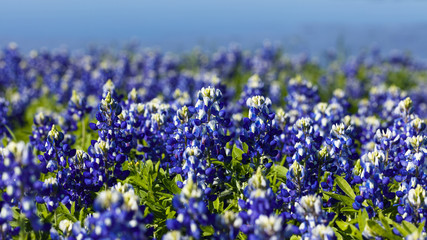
[356,149,395,211]
[356,115,381,154]
[240,95,280,166]
[36,125,79,211]
[35,124,104,210]
[238,74,268,111]
[63,183,152,239]
[167,105,195,175]
[0,98,10,140]
[237,168,295,239]
[182,146,204,181]
[162,230,183,240]
[192,86,231,159]
[329,89,350,114]
[166,175,214,239]
[312,102,343,137]
[167,86,233,199]
[171,89,191,111]
[285,75,320,115]
[0,141,48,233]
[0,202,19,238]
[89,81,131,184]
[194,73,231,106]
[62,90,92,133]
[286,117,324,194]
[213,210,241,239]
[325,122,358,176]
[66,149,105,205]
[309,224,335,240]
[38,125,76,173]
[282,159,306,200]
[30,112,56,151]
[86,138,123,188]
[368,85,406,123]
[353,124,400,211]
[208,44,242,78]
[397,184,427,224]
[249,41,280,75]
[1,141,41,203]
[131,97,173,165]
[409,82,427,118]
[295,195,335,239]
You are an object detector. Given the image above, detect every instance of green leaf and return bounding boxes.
[165,206,176,219]
[232,144,244,160]
[417,221,426,237]
[158,171,181,195]
[382,205,398,215]
[335,175,356,199]
[269,164,288,181]
[336,221,362,240]
[58,203,77,222]
[378,211,392,234]
[211,160,225,166]
[4,125,16,141]
[279,155,287,166]
[79,207,88,225]
[358,209,368,233]
[200,225,214,237]
[322,191,355,206]
[290,235,302,240]
[12,206,21,219]
[332,227,344,240]
[155,160,161,172]
[385,217,410,237]
[70,201,76,216]
[335,221,348,231]
[340,206,358,212]
[242,142,249,153]
[367,220,399,240]
[401,221,417,233]
[213,197,224,213]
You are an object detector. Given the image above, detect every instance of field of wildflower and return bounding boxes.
[0,42,426,240]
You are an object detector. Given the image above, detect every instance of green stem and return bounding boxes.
[55,210,58,227]
[385,150,389,167]
[105,165,109,190]
[81,118,86,149]
[318,158,322,190]
[297,175,302,196]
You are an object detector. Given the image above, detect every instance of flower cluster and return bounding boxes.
[165,176,214,239]
[1,43,427,239]
[0,141,48,237]
[51,183,152,239]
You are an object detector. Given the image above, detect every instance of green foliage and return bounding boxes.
[322,191,355,207]
[334,175,356,199]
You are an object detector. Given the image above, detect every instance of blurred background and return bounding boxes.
[1,0,427,57]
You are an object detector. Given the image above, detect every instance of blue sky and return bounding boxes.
[1,0,427,56]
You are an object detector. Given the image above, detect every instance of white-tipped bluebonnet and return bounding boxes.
[286,75,320,115]
[166,176,214,239]
[295,195,334,239]
[240,95,280,166]
[30,112,56,151]
[237,168,295,239]
[67,183,152,239]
